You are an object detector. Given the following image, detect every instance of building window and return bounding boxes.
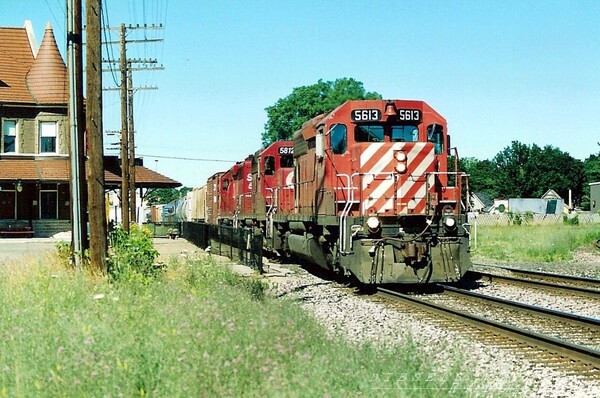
[40,184,58,219]
[3,120,17,153]
[39,121,58,153]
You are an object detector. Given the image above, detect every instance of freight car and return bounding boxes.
[164,99,472,285]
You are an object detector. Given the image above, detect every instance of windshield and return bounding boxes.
[391,125,419,142]
[427,124,444,154]
[354,124,419,143]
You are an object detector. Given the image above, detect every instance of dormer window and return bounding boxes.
[39,121,57,153]
[3,120,17,153]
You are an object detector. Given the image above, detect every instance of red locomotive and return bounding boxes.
[186,99,471,284]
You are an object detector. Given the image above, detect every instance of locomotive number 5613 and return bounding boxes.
[398,109,421,122]
[351,109,381,122]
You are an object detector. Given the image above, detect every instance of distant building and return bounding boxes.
[472,190,565,215]
[470,192,494,213]
[591,182,600,213]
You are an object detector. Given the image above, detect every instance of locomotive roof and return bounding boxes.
[292,99,445,140]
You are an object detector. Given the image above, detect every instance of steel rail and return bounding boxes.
[467,269,600,298]
[472,263,600,289]
[469,263,600,292]
[441,285,600,329]
[378,287,600,370]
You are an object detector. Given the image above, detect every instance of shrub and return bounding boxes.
[506,211,534,225]
[563,214,580,225]
[108,225,160,282]
[55,241,71,262]
[506,211,522,225]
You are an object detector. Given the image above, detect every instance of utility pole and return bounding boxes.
[86,0,107,272]
[119,23,130,232]
[103,23,163,231]
[76,0,88,253]
[127,64,136,225]
[67,0,87,267]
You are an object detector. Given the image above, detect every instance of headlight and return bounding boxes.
[395,163,407,173]
[395,151,406,161]
[444,216,456,228]
[366,216,380,231]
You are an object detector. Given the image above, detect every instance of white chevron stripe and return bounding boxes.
[361,143,403,190]
[382,144,434,212]
[360,143,381,167]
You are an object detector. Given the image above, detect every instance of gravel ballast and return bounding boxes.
[265,261,600,398]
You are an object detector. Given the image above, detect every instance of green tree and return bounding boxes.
[145,187,192,206]
[262,78,381,146]
[460,157,500,199]
[525,144,585,202]
[491,141,586,205]
[493,141,530,198]
[584,146,600,184]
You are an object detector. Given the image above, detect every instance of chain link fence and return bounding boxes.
[468,212,600,226]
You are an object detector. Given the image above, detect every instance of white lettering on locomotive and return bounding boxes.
[397,109,421,122]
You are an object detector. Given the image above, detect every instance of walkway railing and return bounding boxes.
[181,221,263,272]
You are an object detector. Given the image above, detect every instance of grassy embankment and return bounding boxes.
[0,227,521,397]
[472,223,599,264]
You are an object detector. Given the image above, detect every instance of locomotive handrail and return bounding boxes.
[265,187,276,239]
[265,187,275,213]
[336,173,356,254]
[427,170,469,211]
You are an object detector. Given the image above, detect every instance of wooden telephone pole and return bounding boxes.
[119,23,130,232]
[86,0,107,272]
[104,24,163,232]
[127,66,136,225]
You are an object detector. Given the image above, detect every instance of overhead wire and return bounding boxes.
[138,154,239,163]
[43,0,65,39]
[101,0,120,87]
[99,0,167,151]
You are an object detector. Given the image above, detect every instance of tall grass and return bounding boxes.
[472,223,599,263]
[0,251,520,397]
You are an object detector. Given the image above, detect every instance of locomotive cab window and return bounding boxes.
[391,125,418,142]
[330,124,347,154]
[354,125,384,142]
[264,156,275,175]
[280,154,293,168]
[427,124,444,154]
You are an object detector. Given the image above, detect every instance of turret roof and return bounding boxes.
[0,21,67,105]
[26,22,67,104]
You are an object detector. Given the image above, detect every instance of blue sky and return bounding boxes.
[2,0,600,187]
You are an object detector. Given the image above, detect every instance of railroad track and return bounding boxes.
[468,264,600,298]
[378,286,600,378]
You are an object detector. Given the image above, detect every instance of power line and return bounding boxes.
[138,154,238,163]
[101,4,120,86]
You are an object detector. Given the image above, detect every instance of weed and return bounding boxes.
[107,224,160,282]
